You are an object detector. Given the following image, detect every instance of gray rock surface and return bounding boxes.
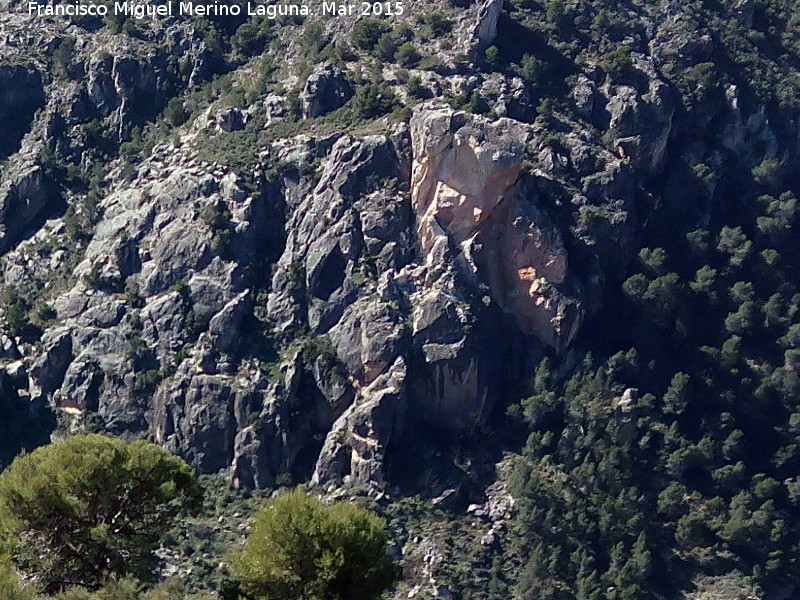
[300,64,354,119]
[462,0,504,60]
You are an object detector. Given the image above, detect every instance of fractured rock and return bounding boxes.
[300,64,353,119]
[410,104,583,350]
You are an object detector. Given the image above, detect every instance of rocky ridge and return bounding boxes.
[0,0,799,507]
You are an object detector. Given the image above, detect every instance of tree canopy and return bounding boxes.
[229,489,400,600]
[0,434,201,593]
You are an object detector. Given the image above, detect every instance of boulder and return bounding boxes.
[28,328,72,400]
[300,64,353,119]
[462,0,504,61]
[217,107,246,132]
[606,72,675,174]
[0,161,55,254]
[209,290,252,353]
[231,425,272,489]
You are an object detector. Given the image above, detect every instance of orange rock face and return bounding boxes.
[411,105,583,350]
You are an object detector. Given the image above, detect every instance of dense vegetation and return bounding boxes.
[501,195,800,598]
[485,2,800,598]
[0,435,201,594]
[0,437,397,600]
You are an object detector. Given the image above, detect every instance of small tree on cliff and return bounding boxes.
[229,489,400,600]
[0,434,201,592]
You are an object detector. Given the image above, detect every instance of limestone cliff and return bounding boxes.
[410,105,582,350]
[0,0,797,507]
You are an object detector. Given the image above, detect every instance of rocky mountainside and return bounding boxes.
[2,0,800,596]
[0,0,590,486]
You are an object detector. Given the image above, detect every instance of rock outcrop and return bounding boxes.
[312,356,407,486]
[461,0,504,61]
[410,105,583,350]
[0,159,55,254]
[0,94,606,491]
[301,64,354,119]
[603,62,675,174]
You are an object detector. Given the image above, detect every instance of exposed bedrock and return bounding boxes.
[461,0,504,60]
[0,105,565,489]
[0,101,590,490]
[410,104,583,351]
[0,158,57,254]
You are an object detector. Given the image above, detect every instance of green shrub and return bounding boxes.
[545,0,566,25]
[232,16,274,56]
[692,163,716,184]
[395,42,420,67]
[0,556,33,600]
[52,36,76,80]
[516,54,543,85]
[353,83,399,118]
[752,158,782,187]
[229,490,401,600]
[602,45,633,77]
[406,76,427,99]
[484,45,501,70]
[163,97,188,127]
[421,12,452,37]
[375,33,399,61]
[351,18,390,51]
